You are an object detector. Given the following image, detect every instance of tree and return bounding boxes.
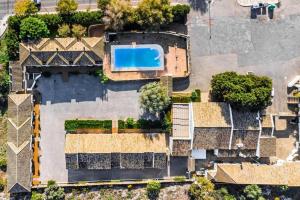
[134,0,173,29]
[71,24,86,38]
[44,180,65,200]
[19,17,49,40]
[97,0,110,10]
[102,0,132,31]
[244,185,265,200]
[4,30,19,61]
[31,191,44,200]
[58,24,71,37]
[146,180,161,199]
[139,82,171,114]
[188,177,215,200]
[56,0,78,15]
[211,72,272,111]
[14,0,38,16]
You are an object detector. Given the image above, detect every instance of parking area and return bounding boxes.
[37,74,150,183]
[184,1,300,115]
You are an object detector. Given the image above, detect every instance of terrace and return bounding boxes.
[103,32,189,81]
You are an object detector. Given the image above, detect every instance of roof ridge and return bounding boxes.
[216,165,237,184]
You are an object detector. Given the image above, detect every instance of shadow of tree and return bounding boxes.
[188,0,209,14]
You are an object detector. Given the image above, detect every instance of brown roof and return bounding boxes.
[172,140,191,156]
[210,162,300,186]
[193,127,232,150]
[65,133,168,154]
[231,130,259,150]
[261,114,273,128]
[231,109,259,130]
[193,102,231,128]
[172,103,190,139]
[259,137,276,157]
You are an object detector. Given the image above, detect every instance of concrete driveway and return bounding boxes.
[37,74,149,183]
[183,0,300,114]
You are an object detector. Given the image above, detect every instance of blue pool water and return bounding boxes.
[113,45,163,70]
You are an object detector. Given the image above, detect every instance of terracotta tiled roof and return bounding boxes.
[259,137,276,157]
[193,127,232,150]
[172,140,191,156]
[231,130,259,150]
[65,133,167,154]
[231,109,259,130]
[193,102,231,128]
[210,162,300,186]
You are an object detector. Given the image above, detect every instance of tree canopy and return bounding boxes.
[14,0,38,16]
[244,185,265,200]
[19,17,49,40]
[103,0,132,31]
[56,0,78,15]
[211,72,272,111]
[139,82,171,114]
[134,0,173,29]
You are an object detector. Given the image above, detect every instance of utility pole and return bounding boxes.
[208,0,212,40]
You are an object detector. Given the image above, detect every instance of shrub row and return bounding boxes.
[65,119,112,131]
[118,118,162,130]
[172,89,201,103]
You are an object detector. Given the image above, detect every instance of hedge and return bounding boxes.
[65,120,112,131]
[172,89,201,103]
[118,118,162,130]
[172,4,190,23]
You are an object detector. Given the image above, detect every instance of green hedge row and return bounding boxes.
[172,89,201,103]
[65,119,112,131]
[118,118,162,130]
[172,4,190,23]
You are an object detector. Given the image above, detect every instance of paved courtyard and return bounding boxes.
[37,74,149,183]
[184,0,300,114]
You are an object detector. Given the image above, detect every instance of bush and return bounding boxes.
[172,4,190,23]
[139,82,171,114]
[162,111,171,133]
[58,24,71,37]
[69,11,103,27]
[146,180,161,199]
[31,191,44,200]
[71,24,86,38]
[0,146,7,171]
[188,177,215,200]
[191,89,201,102]
[4,29,20,61]
[19,17,49,40]
[173,176,186,182]
[44,181,65,200]
[65,120,113,131]
[244,185,264,200]
[118,118,163,130]
[0,178,5,192]
[56,0,78,15]
[37,14,63,36]
[172,96,191,103]
[126,118,135,128]
[14,0,38,16]
[211,72,272,111]
[135,0,173,30]
[97,0,110,10]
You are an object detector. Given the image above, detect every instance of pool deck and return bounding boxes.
[103,32,189,81]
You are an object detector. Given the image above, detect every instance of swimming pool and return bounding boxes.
[111,44,164,71]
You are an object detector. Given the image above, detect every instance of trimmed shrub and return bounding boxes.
[14,0,38,16]
[44,181,65,200]
[31,191,44,200]
[71,24,86,38]
[191,89,201,102]
[172,96,191,103]
[56,0,78,15]
[172,4,190,23]
[19,17,49,40]
[146,180,161,199]
[58,24,71,37]
[65,120,113,131]
[97,0,110,10]
[0,178,5,192]
[70,11,103,27]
